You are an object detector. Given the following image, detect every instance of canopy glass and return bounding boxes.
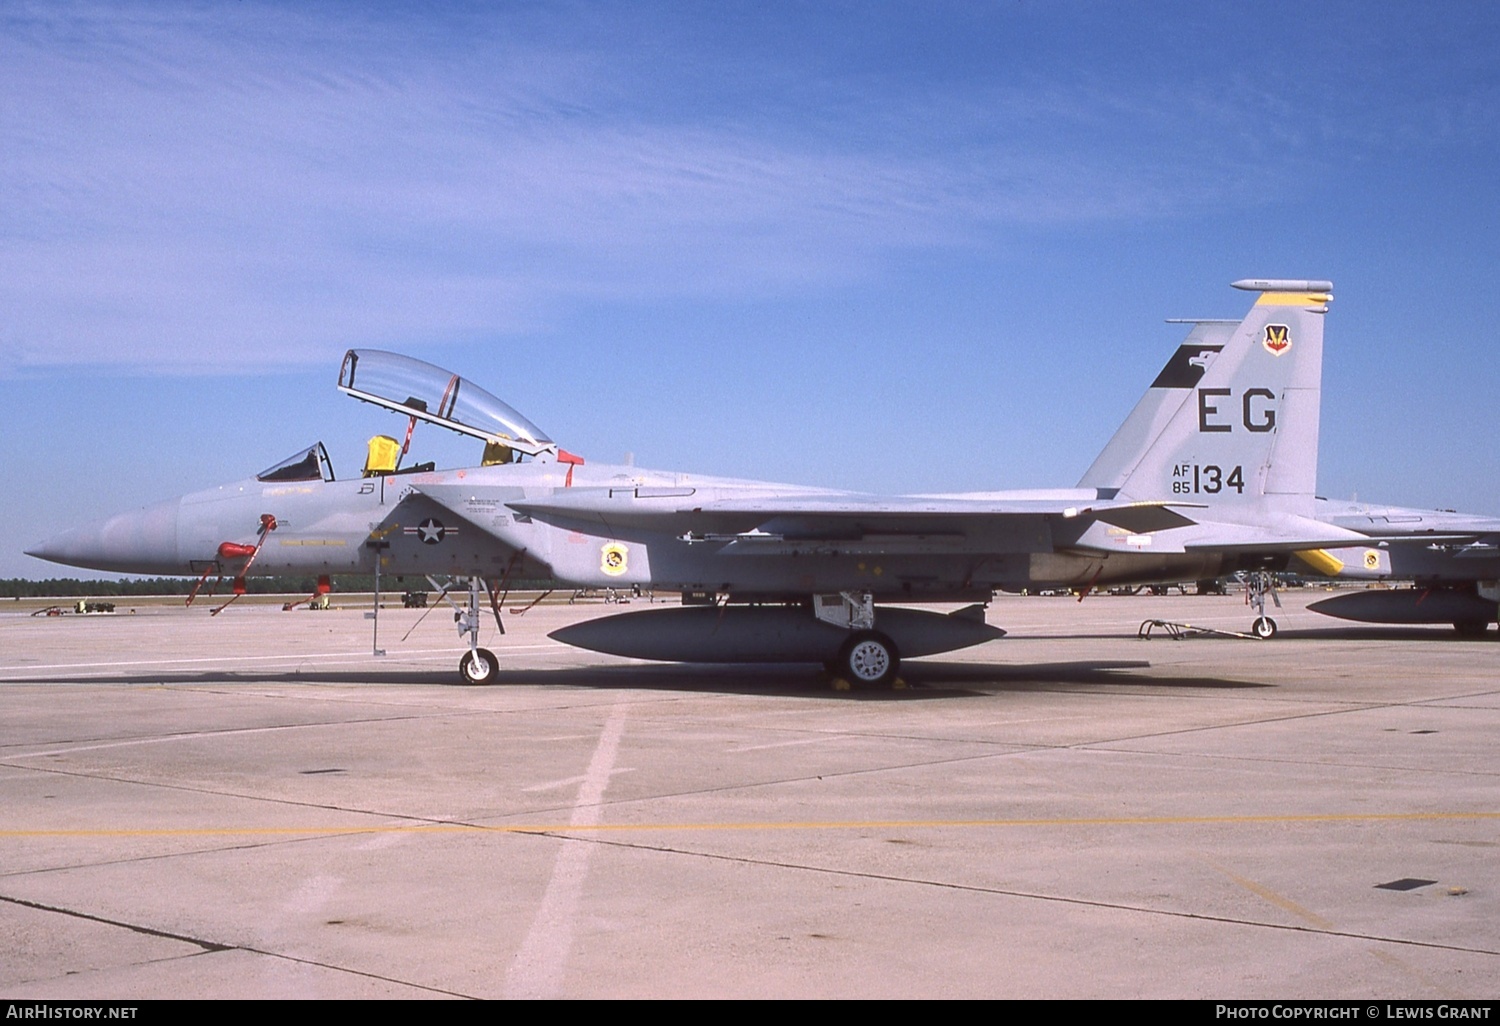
[337,350,555,457]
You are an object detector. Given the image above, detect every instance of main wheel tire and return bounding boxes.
[1453,620,1490,638]
[837,632,900,687]
[1251,616,1278,640]
[459,647,500,685]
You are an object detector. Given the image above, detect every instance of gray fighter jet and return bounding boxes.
[1076,306,1500,636]
[1295,511,1500,634]
[31,279,1408,684]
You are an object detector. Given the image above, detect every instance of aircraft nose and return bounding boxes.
[26,497,184,575]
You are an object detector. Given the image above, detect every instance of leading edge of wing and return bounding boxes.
[503,489,1204,535]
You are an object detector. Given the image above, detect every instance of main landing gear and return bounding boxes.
[816,591,902,688]
[837,631,901,687]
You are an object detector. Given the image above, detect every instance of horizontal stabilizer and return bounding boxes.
[1088,502,1201,533]
[1179,516,1371,554]
[1070,513,1372,557]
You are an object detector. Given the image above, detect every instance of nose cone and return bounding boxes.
[27,497,184,575]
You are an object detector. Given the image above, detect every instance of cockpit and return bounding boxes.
[257,443,335,483]
[256,352,566,484]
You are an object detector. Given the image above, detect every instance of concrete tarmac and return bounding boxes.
[1,590,1496,999]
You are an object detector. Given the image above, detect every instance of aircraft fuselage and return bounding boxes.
[33,460,1243,599]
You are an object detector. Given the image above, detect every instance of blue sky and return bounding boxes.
[4,0,1498,577]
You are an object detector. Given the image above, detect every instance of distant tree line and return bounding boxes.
[0,575,558,598]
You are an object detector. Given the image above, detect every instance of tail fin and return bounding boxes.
[1078,318,1242,492]
[1082,279,1331,518]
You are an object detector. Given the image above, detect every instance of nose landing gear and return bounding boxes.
[447,575,503,685]
[400,570,518,685]
[1244,571,1281,639]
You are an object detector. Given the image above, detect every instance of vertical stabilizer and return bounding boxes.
[1079,318,1239,491]
[1105,280,1331,517]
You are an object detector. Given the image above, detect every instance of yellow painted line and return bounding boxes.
[4,810,1498,840]
[1255,291,1331,307]
[1200,855,1334,929]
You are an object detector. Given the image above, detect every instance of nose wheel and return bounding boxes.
[1244,571,1282,640]
[459,647,499,685]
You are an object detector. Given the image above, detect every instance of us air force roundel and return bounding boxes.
[403,518,456,545]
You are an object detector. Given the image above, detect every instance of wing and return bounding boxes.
[497,486,1201,541]
[414,484,1367,562]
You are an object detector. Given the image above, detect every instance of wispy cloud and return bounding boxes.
[4,1,1488,375]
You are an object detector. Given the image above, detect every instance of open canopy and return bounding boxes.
[337,350,556,458]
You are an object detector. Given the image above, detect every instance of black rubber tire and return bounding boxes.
[459,647,500,685]
[837,632,900,687]
[1453,620,1491,638]
[1251,617,1278,640]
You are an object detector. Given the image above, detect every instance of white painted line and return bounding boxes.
[731,735,843,753]
[505,699,629,999]
[0,645,557,678]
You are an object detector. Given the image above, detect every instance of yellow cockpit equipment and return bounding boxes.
[482,436,515,466]
[362,435,402,477]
